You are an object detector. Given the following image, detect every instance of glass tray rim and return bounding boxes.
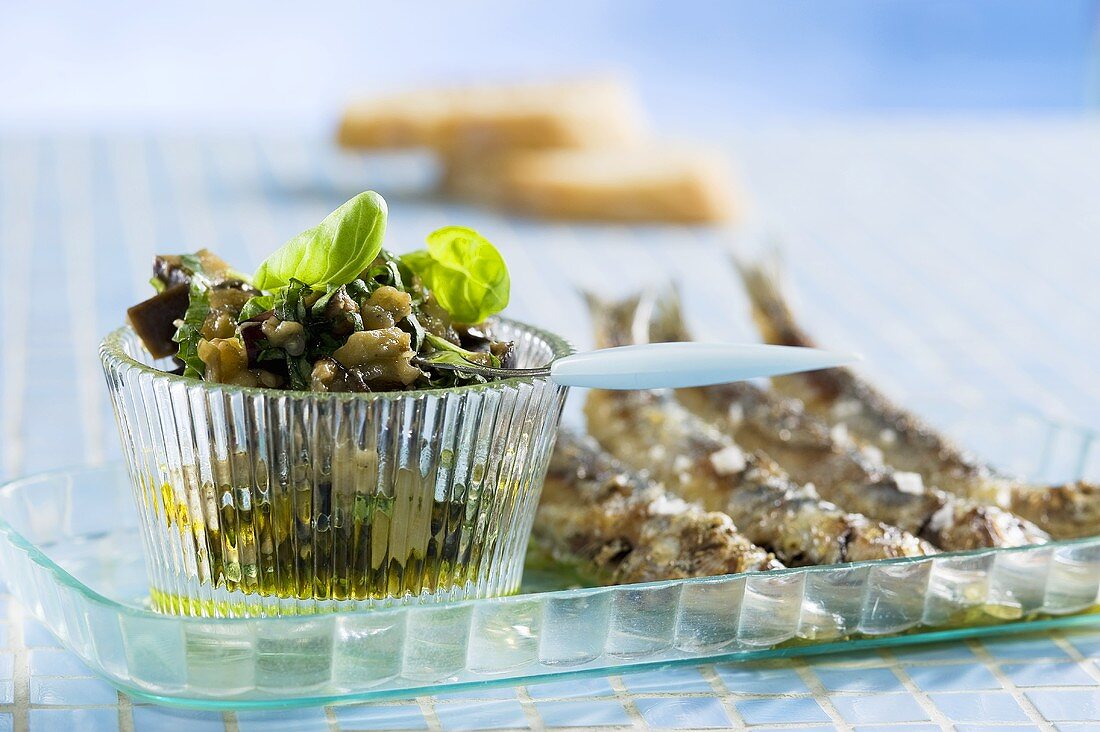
[3,462,1099,628]
[119,614,1100,710]
[3,410,1100,712]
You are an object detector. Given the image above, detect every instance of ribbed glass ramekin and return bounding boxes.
[99,319,572,618]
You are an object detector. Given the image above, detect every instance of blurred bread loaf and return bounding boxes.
[338,77,647,152]
[443,147,737,224]
[337,76,739,223]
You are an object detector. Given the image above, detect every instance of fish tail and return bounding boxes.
[581,289,648,349]
[734,252,815,348]
[582,283,694,350]
[643,282,694,344]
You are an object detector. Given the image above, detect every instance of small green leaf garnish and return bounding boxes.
[253,191,388,291]
[401,226,509,324]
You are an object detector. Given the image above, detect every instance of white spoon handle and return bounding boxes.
[548,342,858,390]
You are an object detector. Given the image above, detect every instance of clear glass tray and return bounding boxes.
[0,403,1097,710]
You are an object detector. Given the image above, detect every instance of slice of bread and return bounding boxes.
[442,147,738,224]
[338,77,647,152]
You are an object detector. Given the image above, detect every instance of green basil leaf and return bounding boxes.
[253,191,388,291]
[400,250,434,284]
[172,281,211,379]
[401,227,509,324]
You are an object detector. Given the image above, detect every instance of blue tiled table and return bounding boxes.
[0,121,1098,729]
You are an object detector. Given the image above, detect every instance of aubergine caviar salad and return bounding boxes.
[127,191,514,392]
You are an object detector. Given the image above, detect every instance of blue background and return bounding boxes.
[0,0,1097,134]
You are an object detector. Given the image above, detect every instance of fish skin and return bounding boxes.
[536,430,782,584]
[635,286,1049,551]
[737,257,1100,540]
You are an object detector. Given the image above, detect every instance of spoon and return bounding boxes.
[426,342,859,390]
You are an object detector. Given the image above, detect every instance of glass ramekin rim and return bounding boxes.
[100,316,575,401]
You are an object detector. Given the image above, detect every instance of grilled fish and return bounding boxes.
[584,292,936,565]
[535,430,783,583]
[585,387,936,566]
[739,257,1100,539]
[637,287,1048,550]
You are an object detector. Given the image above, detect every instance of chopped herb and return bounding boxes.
[275,280,310,322]
[238,295,275,321]
[286,354,312,391]
[424,332,501,369]
[310,284,344,316]
[172,281,212,379]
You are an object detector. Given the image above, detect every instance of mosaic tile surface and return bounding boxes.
[0,125,1098,729]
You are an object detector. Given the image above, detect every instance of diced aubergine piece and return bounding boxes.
[238,320,266,364]
[456,324,493,353]
[491,340,515,368]
[152,256,193,289]
[457,324,515,367]
[153,248,244,289]
[126,284,190,359]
